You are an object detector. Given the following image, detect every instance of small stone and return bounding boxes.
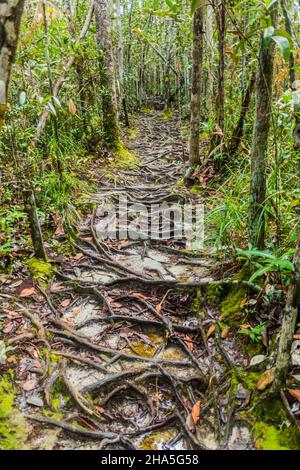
[235,384,250,400]
[26,395,44,408]
[248,354,266,371]
[291,341,300,366]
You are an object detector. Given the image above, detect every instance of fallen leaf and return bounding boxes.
[221,326,230,339]
[262,329,269,348]
[186,413,195,433]
[183,335,193,351]
[207,324,216,338]
[73,253,83,261]
[129,291,151,300]
[288,389,300,402]
[240,324,251,330]
[23,378,38,391]
[68,98,77,116]
[240,298,248,308]
[71,307,81,318]
[257,368,275,391]
[191,400,201,425]
[61,299,71,308]
[3,323,14,334]
[50,282,65,292]
[19,287,36,298]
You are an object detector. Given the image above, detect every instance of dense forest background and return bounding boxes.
[0,0,300,451]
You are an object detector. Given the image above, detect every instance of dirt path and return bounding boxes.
[2,111,253,450]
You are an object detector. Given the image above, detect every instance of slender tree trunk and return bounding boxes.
[23,189,46,261]
[94,0,121,149]
[115,0,123,105]
[249,7,277,249]
[189,5,204,166]
[214,0,226,145]
[280,0,300,150]
[272,234,300,393]
[0,0,26,130]
[228,72,256,156]
[205,2,214,118]
[65,0,88,130]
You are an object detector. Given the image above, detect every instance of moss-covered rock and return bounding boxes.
[254,422,300,450]
[112,145,140,170]
[0,377,27,450]
[26,258,56,286]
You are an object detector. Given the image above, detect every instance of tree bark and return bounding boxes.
[94,0,121,149]
[189,5,204,166]
[280,0,300,150]
[272,234,300,393]
[23,189,46,261]
[228,72,256,156]
[213,0,226,147]
[249,7,277,249]
[0,0,26,130]
[205,2,214,118]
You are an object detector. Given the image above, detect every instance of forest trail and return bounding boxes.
[6,112,251,450]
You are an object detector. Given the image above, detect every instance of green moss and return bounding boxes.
[193,288,206,316]
[190,183,203,194]
[0,377,27,450]
[27,258,56,286]
[256,398,286,425]
[230,369,260,394]
[242,339,263,357]
[220,265,251,321]
[127,127,138,140]
[205,283,224,306]
[254,422,300,450]
[140,107,152,113]
[112,145,140,170]
[161,110,173,120]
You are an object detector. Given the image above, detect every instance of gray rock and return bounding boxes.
[235,384,250,400]
[248,354,266,371]
[291,341,300,366]
[26,395,44,408]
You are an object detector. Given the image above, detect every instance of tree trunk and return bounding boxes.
[280,0,300,150]
[94,0,121,149]
[272,234,300,393]
[249,7,277,249]
[228,72,256,156]
[213,0,226,147]
[0,0,26,130]
[189,5,204,166]
[205,2,214,118]
[23,189,46,261]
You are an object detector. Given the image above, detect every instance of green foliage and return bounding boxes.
[237,247,294,282]
[238,322,266,343]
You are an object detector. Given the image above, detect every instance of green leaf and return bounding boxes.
[265,0,278,9]
[272,35,291,61]
[274,29,293,47]
[165,0,176,12]
[249,266,273,283]
[263,26,274,46]
[191,0,201,15]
